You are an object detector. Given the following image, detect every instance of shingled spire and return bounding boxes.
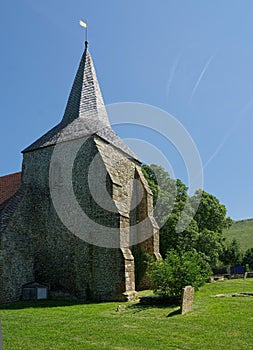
[61,41,110,129]
[23,43,139,161]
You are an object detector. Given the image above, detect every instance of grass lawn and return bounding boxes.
[1,279,253,349]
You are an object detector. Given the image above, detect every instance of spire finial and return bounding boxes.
[79,20,88,47]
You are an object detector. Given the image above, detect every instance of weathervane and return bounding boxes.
[80,20,88,47]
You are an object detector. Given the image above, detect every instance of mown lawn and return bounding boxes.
[1,279,253,349]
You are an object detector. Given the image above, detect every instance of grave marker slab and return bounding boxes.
[181,285,194,315]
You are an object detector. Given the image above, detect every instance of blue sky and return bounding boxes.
[1,0,253,220]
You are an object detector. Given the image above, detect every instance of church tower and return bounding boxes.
[0,41,160,302]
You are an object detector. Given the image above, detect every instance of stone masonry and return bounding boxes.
[0,41,160,303]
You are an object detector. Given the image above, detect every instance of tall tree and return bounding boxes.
[159,213,199,257]
[221,239,243,266]
[191,190,232,233]
[142,164,176,226]
[195,228,225,266]
[142,164,232,267]
[242,248,253,270]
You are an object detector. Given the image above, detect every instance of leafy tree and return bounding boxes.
[242,248,253,270]
[195,228,225,267]
[142,164,176,226]
[242,248,253,271]
[147,249,211,297]
[220,239,243,266]
[160,213,199,257]
[172,179,190,213]
[142,164,232,268]
[141,164,159,204]
[191,190,232,233]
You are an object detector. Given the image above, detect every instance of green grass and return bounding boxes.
[223,218,253,251]
[1,279,253,349]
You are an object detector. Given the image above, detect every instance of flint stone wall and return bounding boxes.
[0,135,159,302]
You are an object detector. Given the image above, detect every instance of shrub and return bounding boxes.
[147,249,212,297]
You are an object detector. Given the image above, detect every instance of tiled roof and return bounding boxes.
[23,43,139,162]
[0,188,24,234]
[0,172,23,234]
[0,172,21,206]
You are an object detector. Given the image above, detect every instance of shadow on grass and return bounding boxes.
[127,301,181,317]
[166,308,181,317]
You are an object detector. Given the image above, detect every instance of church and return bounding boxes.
[0,40,160,303]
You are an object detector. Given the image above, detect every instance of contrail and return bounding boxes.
[189,54,215,104]
[239,97,253,115]
[166,53,182,100]
[203,132,230,169]
[203,97,253,169]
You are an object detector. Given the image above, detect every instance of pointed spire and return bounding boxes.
[23,45,139,161]
[61,42,110,131]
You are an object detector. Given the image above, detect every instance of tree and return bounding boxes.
[159,213,199,257]
[147,249,212,297]
[195,228,225,267]
[142,164,232,268]
[220,239,243,266]
[142,164,176,226]
[141,164,159,204]
[242,248,253,271]
[191,190,232,233]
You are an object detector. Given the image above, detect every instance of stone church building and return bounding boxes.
[0,42,160,303]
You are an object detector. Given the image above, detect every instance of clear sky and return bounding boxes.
[1,0,253,220]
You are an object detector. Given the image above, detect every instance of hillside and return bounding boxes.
[223,218,253,252]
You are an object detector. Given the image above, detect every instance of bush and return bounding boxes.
[147,249,212,297]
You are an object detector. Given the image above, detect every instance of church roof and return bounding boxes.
[0,172,21,206]
[23,42,139,162]
[0,188,24,234]
[0,172,23,234]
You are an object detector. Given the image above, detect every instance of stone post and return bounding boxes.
[181,285,194,315]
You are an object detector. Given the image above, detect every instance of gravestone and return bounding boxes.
[181,285,194,315]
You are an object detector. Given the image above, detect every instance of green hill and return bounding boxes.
[223,218,253,252]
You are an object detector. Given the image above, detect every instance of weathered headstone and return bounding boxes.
[181,285,194,315]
